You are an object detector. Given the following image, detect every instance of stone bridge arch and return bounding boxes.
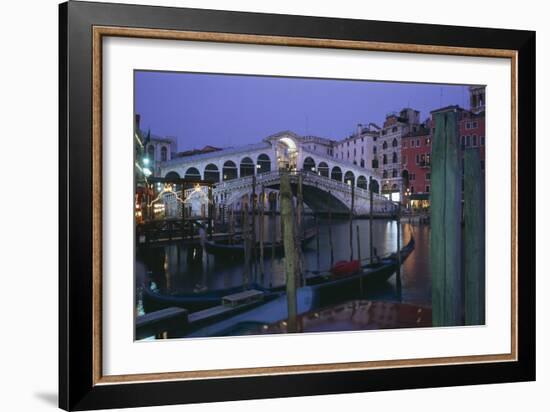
[184,167,201,180]
[239,157,255,178]
[318,162,329,177]
[331,166,342,182]
[222,160,238,181]
[204,163,220,182]
[164,171,181,179]
[303,156,316,172]
[217,172,394,216]
[257,153,271,174]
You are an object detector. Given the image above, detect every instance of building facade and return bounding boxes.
[400,86,486,210]
[401,123,432,209]
[333,123,380,172]
[375,108,420,201]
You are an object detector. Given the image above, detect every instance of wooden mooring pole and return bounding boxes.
[181,186,186,241]
[296,173,304,287]
[369,178,374,263]
[464,148,485,325]
[251,175,257,282]
[271,193,276,288]
[259,185,265,283]
[357,225,363,294]
[243,204,251,289]
[396,202,402,301]
[280,172,298,333]
[315,213,320,271]
[208,186,213,241]
[356,225,362,263]
[430,110,462,327]
[349,183,355,261]
[328,191,334,267]
[229,207,234,245]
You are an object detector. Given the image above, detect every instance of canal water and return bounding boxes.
[136,218,432,315]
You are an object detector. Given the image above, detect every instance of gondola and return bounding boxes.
[142,236,414,315]
[185,238,417,337]
[305,236,415,287]
[203,227,318,259]
[298,236,414,308]
[142,282,280,313]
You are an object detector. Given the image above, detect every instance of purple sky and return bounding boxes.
[135,71,471,151]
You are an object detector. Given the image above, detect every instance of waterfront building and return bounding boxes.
[376,108,421,201]
[301,135,337,158]
[401,123,432,210]
[135,114,177,177]
[401,86,486,210]
[333,123,380,174]
[469,85,486,114]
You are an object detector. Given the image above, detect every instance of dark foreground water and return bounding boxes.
[136,218,432,317]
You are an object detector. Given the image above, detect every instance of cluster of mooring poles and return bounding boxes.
[431,110,485,327]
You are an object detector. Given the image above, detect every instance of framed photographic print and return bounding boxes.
[59,1,535,410]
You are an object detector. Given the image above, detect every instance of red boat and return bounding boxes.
[330,260,361,276]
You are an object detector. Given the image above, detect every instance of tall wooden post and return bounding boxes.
[357,225,363,294]
[271,197,276,288]
[259,185,265,283]
[280,172,298,332]
[181,184,186,241]
[315,213,320,271]
[208,185,213,241]
[369,178,374,263]
[464,148,485,325]
[328,191,334,267]
[430,110,462,327]
[297,173,303,235]
[251,175,257,282]
[349,183,355,261]
[296,173,304,286]
[396,202,402,301]
[146,183,152,221]
[357,225,362,263]
[229,207,234,245]
[243,204,251,289]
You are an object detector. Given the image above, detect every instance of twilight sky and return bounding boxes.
[135,71,471,151]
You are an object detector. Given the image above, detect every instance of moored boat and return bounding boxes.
[142,282,279,313]
[203,227,318,259]
[142,236,414,317]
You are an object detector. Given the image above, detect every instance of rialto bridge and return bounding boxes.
[158,131,397,216]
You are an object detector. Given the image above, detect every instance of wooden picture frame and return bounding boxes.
[59,1,535,410]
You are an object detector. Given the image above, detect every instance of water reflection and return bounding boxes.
[136,218,432,313]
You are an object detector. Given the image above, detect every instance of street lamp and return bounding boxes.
[142,156,152,177]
